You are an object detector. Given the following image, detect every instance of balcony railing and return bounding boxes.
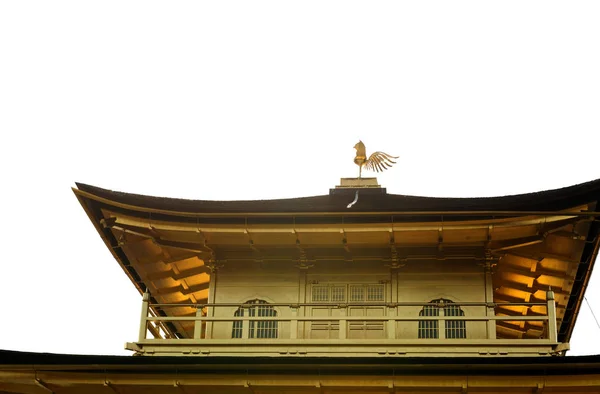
[126,290,562,357]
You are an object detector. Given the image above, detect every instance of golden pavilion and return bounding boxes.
[2,176,600,393]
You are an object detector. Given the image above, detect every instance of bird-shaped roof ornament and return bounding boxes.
[353,140,398,178]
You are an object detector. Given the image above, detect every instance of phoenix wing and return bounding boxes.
[364,151,399,173]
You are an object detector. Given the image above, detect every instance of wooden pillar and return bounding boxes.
[484,261,497,339]
[205,262,219,339]
[290,307,298,339]
[387,313,397,339]
[138,290,150,342]
[439,306,446,340]
[388,268,398,339]
[242,308,250,339]
[339,316,348,340]
[392,269,399,303]
[298,269,307,339]
[193,307,204,339]
[547,289,558,343]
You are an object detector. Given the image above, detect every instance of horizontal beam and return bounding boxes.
[148,301,545,308]
[145,315,549,322]
[103,208,582,232]
[207,245,487,261]
[132,338,557,346]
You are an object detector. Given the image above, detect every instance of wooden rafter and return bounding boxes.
[491,235,545,253]
[496,264,571,280]
[155,282,210,296]
[496,280,569,297]
[504,250,579,265]
[145,265,209,281]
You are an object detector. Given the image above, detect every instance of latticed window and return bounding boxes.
[349,284,384,302]
[231,299,278,339]
[232,308,244,338]
[444,303,466,339]
[312,286,330,302]
[311,285,347,302]
[418,299,466,339]
[312,284,383,303]
[418,304,439,339]
[366,284,384,301]
[331,286,346,302]
[349,285,365,302]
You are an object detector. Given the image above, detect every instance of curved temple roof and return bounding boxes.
[73,179,600,345]
[75,179,600,215]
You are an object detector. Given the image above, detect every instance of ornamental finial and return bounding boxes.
[353,140,398,178]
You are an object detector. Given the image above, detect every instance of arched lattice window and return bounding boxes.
[418,299,466,339]
[444,302,466,339]
[231,299,278,339]
[418,302,439,338]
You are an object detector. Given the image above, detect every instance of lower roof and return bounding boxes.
[5,350,600,394]
[3,349,600,375]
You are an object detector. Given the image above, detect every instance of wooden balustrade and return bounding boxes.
[137,291,558,343]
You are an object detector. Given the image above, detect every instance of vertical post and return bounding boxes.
[389,267,399,340]
[339,318,347,339]
[387,306,397,340]
[547,290,558,343]
[339,306,348,340]
[390,266,398,303]
[298,269,307,339]
[205,263,219,339]
[138,290,150,342]
[193,306,204,339]
[439,306,446,340]
[484,261,497,339]
[242,310,250,339]
[290,307,298,339]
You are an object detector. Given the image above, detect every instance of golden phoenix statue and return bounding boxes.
[353,140,398,178]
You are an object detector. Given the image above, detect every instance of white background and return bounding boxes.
[1,1,599,356]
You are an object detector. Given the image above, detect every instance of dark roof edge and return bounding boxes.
[3,349,600,375]
[74,178,600,214]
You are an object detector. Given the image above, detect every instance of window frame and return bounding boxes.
[418,299,466,339]
[311,283,385,303]
[231,299,278,339]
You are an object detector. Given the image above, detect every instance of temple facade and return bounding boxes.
[2,178,600,393]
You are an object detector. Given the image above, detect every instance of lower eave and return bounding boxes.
[3,350,600,376]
